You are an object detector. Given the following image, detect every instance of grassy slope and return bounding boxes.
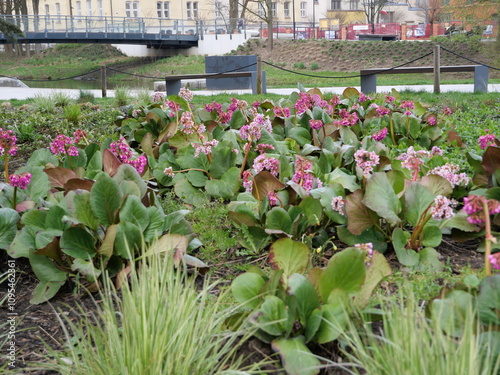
[1,39,499,88]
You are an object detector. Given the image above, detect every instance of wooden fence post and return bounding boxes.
[101,65,107,98]
[433,45,440,94]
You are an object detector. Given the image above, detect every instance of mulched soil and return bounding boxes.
[0,236,484,374]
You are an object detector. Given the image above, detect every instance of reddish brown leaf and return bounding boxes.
[481,146,500,175]
[63,178,94,195]
[103,149,122,177]
[253,171,286,201]
[44,167,78,188]
[346,190,377,235]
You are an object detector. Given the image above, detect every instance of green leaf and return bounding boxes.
[98,224,117,258]
[419,175,453,197]
[114,222,143,258]
[27,149,59,167]
[72,191,99,231]
[310,187,346,224]
[336,226,387,253]
[392,228,419,266]
[362,173,401,225]
[288,274,320,324]
[205,167,241,199]
[266,207,293,235]
[30,280,66,304]
[325,168,360,192]
[299,196,323,227]
[404,182,435,226]
[319,247,366,302]
[255,296,288,336]
[71,258,101,283]
[21,210,47,229]
[25,166,51,201]
[339,126,358,146]
[35,229,63,250]
[478,275,500,326]
[269,239,310,281]
[289,127,312,147]
[174,175,209,206]
[90,174,123,226]
[209,143,237,179]
[0,208,19,249]
[430,290,475,337]
[231,272,266,309]
[119,195,150,232]
[60,227,97,259]
[186,170,208,187]
[7,226,36,258]
[28,250,67,282]
[45,205,68,231]
[271,336,320,375]
[113,164,148,198]
[315,303,348,344]
[422,225,442,247]
[353,251,392,309]
[415,247,443,272]
[143,207,166,242]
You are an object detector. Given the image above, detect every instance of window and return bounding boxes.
[76,1,82,18]
[187,2,198,18]
[157,1,169,18]
[55,2,61,21]
[258,3,265,17]
[86,0,92,17]
[45,4,50,16]
[349,0,359,9]
[125,1,139,18]
[214,1,222,18]
[272,2,277,17]
[331,0,341,10]
[284,2,290,17]
[97,0,103,18]
[300,2,306,17]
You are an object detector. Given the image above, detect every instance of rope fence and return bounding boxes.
[0,47,498,84]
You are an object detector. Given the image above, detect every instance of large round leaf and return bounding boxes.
[269,238,309,281]
[0,208,19,249]
[60,227,97,259]
[231,272,266,309]
[90,174,123,226]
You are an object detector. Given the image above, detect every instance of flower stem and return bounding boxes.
[12,186,17,210]
[481,199,492,276]
[240,141,252,177]
[389,117,396,145]
[3,154,10,183]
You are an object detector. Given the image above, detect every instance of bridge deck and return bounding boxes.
[0,15,200,48]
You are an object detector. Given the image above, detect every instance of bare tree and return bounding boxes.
[361,0,388,34]
[417,0,442,35]
[237,0,275,50]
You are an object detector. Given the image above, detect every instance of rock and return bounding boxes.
[0,77,29,88]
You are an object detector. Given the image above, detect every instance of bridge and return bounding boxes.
[0,15,203,49]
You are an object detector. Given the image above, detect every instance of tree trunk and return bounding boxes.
[266,0,273,50]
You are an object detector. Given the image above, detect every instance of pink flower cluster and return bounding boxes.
[372,127,388,141]
[167,100,181,116]
[164,167,176,178]
[479,133,496,150]
[309,119,324,130]
[239,114,272,142]
[73,129,87,144]
[376,106,391,116]
[178,87,193,102]
[430,195,457,220]
[180,112,197,135]
[0,128,18,157]
[192,139,219,157]
[292,156,321,193]
[109,137,147,174]
[427,116,437,126]
[427,163,469,187]
[463,195,500,225]
[358,93,371,103]
[385,95,395,104]
[50,134,79,156]
[354,242,374,266]
[274,106,291,118]
[9,172,31,189]
[489,252,500,270]
[331,196,346,215]
[152,92,165,103]
[334,109,359,127]
[252,154,280,176]
[442,106,452,116]
[256,143,275,154]
[242,170,253,193]
[354,149,380,176]
[294,93,327,115]
[398,146,441,175]
[267,191,279,206]
[228,98,248,113]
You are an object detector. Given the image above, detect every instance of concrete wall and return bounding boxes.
[113,33,247,57]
